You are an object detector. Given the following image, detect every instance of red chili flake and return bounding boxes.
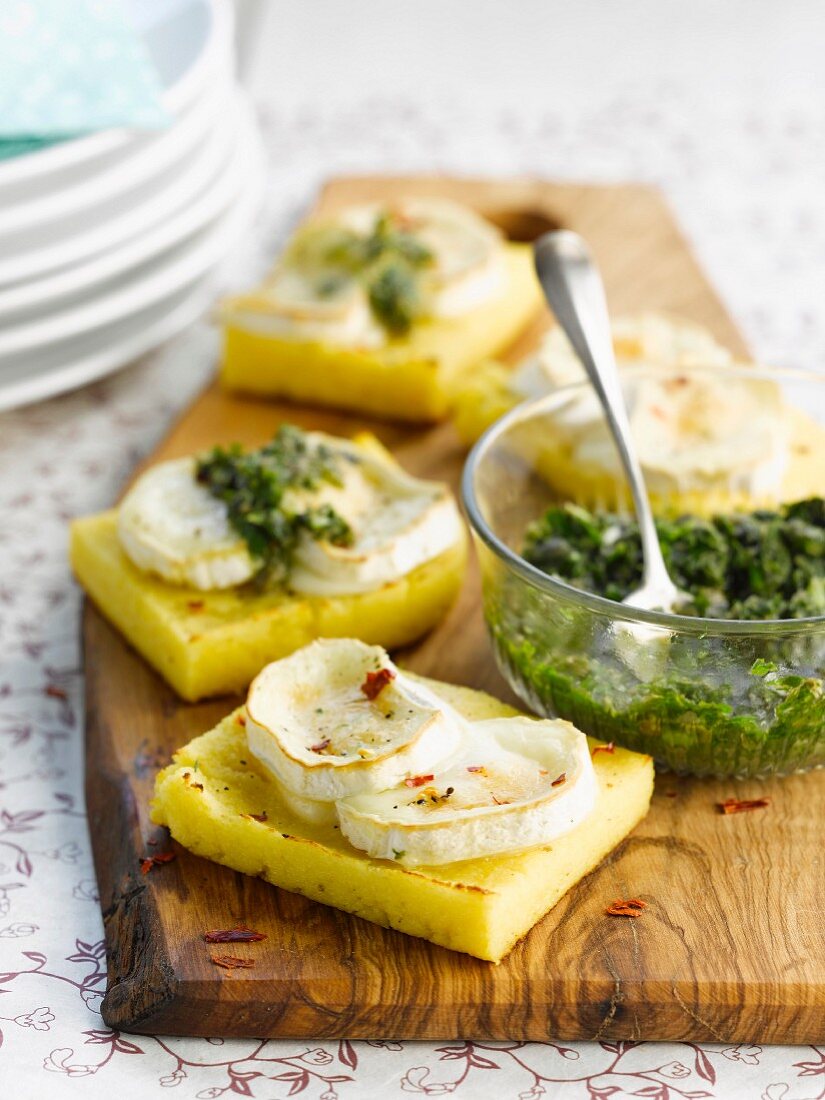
[140,851,176,875]
[605,898,647,918]
[204,925,267,944]
[467,765,487,775]
[591,742,615,758]
[551,772,567,787]
[310,738,331,754]
[210,954,255,971]
[361,667,396,701]
[44,684,68,700]
[404,774,435,788]
[187,600,205,612]
[241,811,268,823]
[717,797,771,815]
[236,713,247,727]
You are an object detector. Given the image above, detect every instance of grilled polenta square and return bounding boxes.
[70,431,467,701]
[220,198,542,422]
[151,677,654,962]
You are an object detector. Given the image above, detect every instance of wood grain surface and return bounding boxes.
[83,176,825,1043]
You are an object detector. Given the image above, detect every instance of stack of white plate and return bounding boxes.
[0,0,265,412]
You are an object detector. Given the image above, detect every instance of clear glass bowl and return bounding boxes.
[462,364,825,779]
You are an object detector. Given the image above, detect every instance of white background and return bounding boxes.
[251,0,825,113]
[241,0,825,377]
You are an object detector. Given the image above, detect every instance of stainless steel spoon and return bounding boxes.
[533,230,687,614]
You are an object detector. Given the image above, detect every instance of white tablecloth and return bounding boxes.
[2,6,825,1094]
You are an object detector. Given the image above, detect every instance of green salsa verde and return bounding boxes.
[287,213,435,336]
[486,500,825,778]
[523,499,825,620]
[195,425,354,586]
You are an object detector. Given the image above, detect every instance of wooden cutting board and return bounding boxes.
[83,176,825,1043]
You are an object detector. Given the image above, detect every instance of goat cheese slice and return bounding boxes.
[246,640,465,802]
[337,716,597,866]
[117,457,256,591]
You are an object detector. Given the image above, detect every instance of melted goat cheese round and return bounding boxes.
[565,372,789,497]
[505,313,787,498]
[288,435,464,597]
[229,266,386,349]
[512,312,734,398]
[539,312,734,393]
[384,198,505,318]
[117,458,255,590]
[246,640,465,801]
[336,715,597,865]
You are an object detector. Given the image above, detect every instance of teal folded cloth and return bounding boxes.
[0,0,168,160]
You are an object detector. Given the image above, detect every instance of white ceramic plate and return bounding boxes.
[0,94,237,287]
[0,0,231,191]
[0,278,218,414]
[0,100,263,360]
[0,132,263,412]
[0,115,247,321]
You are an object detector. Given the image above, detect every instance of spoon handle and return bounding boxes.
[532,230,670,592]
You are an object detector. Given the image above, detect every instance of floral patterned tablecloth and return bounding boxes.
[1,78,824,1100]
